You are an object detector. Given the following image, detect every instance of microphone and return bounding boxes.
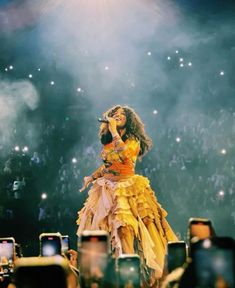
[97,117,109,124]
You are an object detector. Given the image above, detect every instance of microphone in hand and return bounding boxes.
[98,117,109,123]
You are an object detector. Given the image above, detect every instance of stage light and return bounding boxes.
[221,149,226,155]
[188,62,192,66]
[180,63,184,67]
[179,58,184,62]
[167,56,171,60]
[218,190,225,196]
[176,137,181,142]
[14,146,20,151]
[22,146,29,153]
[37,68,41,71]
[72,158,77,164]
[175,50,179,54]
[104,66,109,71]
[153,110,158,115]
[5,68,8,71]
[41,193,47,199]
[77,87,82,92]
[220,71,224,76]
[50,81,55,85]
[147,51,152,56]
[9,65,14,70]
[28,74,33,78]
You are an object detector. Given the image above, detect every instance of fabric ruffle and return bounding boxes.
[77,174,178,277]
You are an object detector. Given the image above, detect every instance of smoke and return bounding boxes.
[35,0,193,111]
[34,0,235,122]
[0,78,40,154]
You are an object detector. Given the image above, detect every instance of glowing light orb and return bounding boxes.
[221,149,226,155]
[22,146,29,152]
[218,190,225,196]
[41,193,47,199]
[14,146,20,151]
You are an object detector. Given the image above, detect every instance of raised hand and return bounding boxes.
[106,116,118,137]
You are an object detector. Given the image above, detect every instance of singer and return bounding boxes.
[76,105,178,284]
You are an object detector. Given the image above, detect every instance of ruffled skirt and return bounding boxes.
[76,175,178,278]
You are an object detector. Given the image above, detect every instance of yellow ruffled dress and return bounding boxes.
[77,136,178,278]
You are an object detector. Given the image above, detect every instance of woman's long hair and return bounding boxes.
[99,105,153,158]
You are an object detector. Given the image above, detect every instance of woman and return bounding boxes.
[77,105,178,281]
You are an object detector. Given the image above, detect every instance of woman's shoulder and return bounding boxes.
[126,135,139,142]
[125,136,140,147]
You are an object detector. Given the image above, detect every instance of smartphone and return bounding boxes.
[167,241,187,273]
[191,237,235,288]
[39,233,62,257]
[61,235,70,254]
[188,217,214,242]
[0,237,15,277]
[14,256,69,288]
[78,230,110,288]
[117,254,141,288]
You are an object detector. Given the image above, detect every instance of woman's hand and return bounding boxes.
[79,176,94,192]
[106,116,118,137]
[67,249,78,268]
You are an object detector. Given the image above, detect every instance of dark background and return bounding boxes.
[0,0,235,255]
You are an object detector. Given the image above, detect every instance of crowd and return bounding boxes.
[0,222,234,288]
[0,107,235,254]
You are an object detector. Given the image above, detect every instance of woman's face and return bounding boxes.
[112,108,126,128]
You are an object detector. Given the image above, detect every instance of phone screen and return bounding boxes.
[61,235,70,254]
[0,238,15,265]
[0,238,15,277]
[79,233,109,288]
[167,242,187,272]
[194,247,234,287]
[117,255,140,288]
[40,235,62,257]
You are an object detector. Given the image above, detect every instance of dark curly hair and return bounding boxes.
[99,105,153,158]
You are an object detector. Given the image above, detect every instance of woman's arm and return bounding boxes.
[79,164,105,192]
[90,164,106,180]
